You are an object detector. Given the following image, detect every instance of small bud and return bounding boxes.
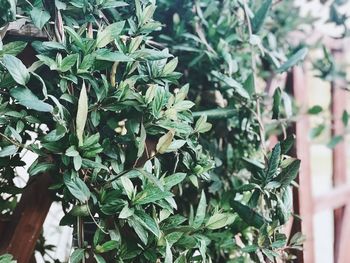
[173,13,180,25]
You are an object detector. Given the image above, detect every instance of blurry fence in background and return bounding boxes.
[289,42,350,263]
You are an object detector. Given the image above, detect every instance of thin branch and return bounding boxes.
[243,0,268,158]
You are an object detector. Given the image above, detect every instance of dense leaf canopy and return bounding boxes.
[1,0,347,262]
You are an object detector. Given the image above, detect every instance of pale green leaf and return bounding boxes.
[2,54,30,85]
[10,87,53,112]
[76,82,88,146]
[96,21,125,48]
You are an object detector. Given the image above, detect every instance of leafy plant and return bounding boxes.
[0,0,322,262]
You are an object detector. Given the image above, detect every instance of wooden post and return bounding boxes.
[287,66,315,263]
[331,47,348,263]
[0,174,53,263]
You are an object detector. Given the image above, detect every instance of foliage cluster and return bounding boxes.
[1,0,347,262]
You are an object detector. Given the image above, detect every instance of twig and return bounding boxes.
[86,204,108,234]
[243,1,268,158]
[0,132,31,151]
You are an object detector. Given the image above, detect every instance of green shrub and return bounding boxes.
[0,0,320,262]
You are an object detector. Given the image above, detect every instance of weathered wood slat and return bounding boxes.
[331,47,348,263]
[0,174,53,263]
[313,185,350,213]
[337,204,350,263]
[287,66,315,263]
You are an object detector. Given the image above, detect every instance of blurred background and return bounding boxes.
[6,0,350,262]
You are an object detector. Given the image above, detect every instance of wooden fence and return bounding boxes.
[290,45,350,263]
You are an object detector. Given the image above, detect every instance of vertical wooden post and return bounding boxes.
[0,174,53,263]
[287,66,315,263]
[331,47,348,263]
[337,205,350,263]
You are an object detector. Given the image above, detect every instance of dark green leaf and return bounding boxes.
[272,87,281,119]
[192,190,206,228]
[211,70,249,99]
[70,248,85,263]
[276,48,308,73]
[30,7,50,29]
[308,105,323,115]
[64,175,91,203]
[96,241,118,253]
[134,210,160,237]
[252,0,273,33]
[276,159,301,187]
[230,200,266,228]
[265,143,281,182]
[10,87,53,112]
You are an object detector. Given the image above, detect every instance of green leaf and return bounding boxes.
[205,213,236,230]
[28,162,55,176]
[30,7,51,30]
[102,1,129,9]
[164,173,186,189]
[156,130,174,154]
[230,200,266,228]
[211,70,249,99]
[134,186,172,205]
[342,110,349,127]
[120,176,134,200]
[64,26,84,49]
[10,87,53,112]
[119,204,134,219]
[0,253,16,263]
[308,105,323,115]
[265,143,281,182]
[280,134,295,155]
[137,123,146,157]
[128,217,148,244]
[73,155,82,171]
[70,248,85,263]
[36,55,58,70]
[76,82,88,146]
[272,87,281,119]
[327,135,343,149]
[60,54,78,72]
[94,254,106,263]
[0,41,27,57]
[0,145,17,157]
[163,57,178,75]
[165,241,173,263]
[96,21,125,48]
[276,159,301,187]
[309,124,325,139]
[192,190,206,228]
[194,115,212,133]
[136,168,164,190]
[192,108,236,119]
[276,48,308,73]
[164,140,186,153]
[134,210,160,237]
[66,146,79,157]
[64,175,91,203]
[96,240,118,253]
[252,0,273,33]
[2,54,30,85]
[95,49,134,62]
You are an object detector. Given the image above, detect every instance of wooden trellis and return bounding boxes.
[289,44,350,263]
